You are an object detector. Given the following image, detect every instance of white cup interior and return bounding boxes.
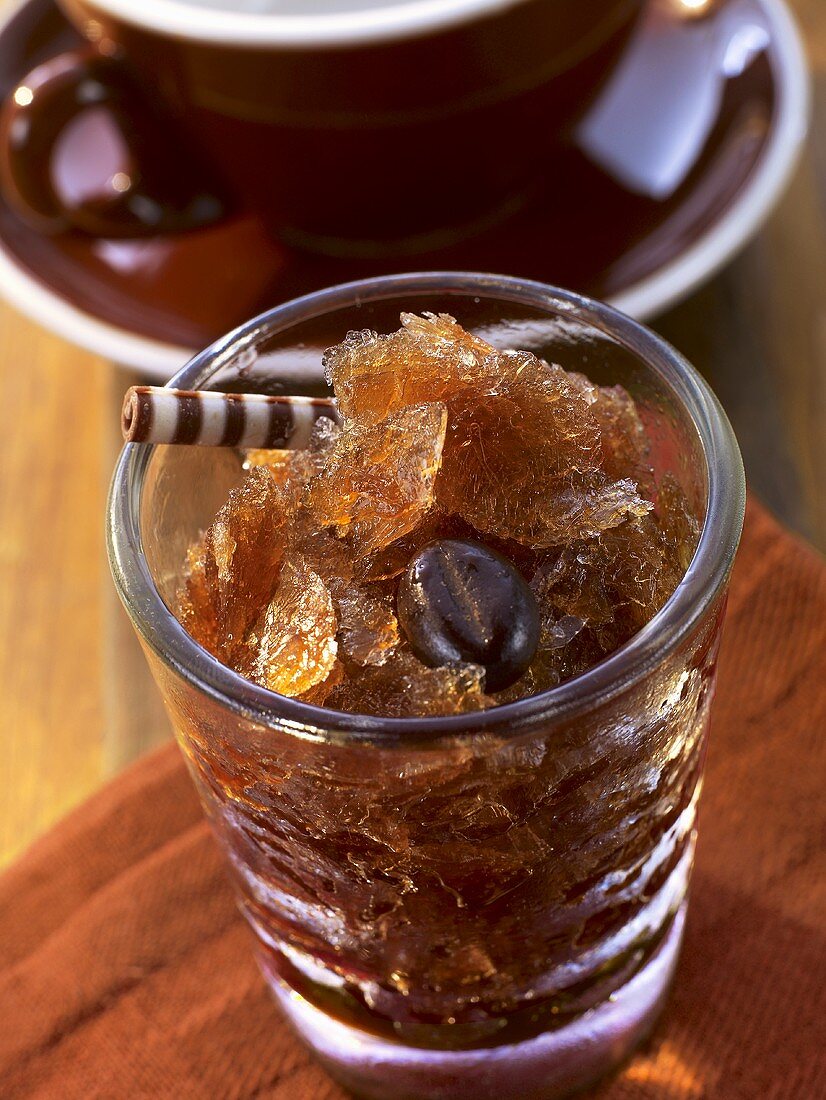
[83,0,528,47]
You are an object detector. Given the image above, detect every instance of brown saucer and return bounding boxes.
[0,0,808,376]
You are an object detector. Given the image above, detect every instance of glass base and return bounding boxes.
[271,905,685,1100]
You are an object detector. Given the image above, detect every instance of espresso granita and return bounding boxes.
[109,274,745,1100]
[178,313,698,714]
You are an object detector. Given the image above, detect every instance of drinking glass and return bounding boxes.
[107,273,745,1100]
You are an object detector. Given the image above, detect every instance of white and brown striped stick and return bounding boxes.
[121,387,340,449]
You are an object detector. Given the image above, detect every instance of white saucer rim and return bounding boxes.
[0,0,810,379]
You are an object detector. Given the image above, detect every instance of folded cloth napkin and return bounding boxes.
[1,500,825,1100]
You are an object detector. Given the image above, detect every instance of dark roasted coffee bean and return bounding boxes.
[397,539,540,692]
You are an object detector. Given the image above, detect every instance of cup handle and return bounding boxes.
[0,48,229,238]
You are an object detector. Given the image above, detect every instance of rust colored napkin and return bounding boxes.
[2,500,825,1099]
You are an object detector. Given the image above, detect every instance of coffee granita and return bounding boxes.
[177,313,698,714]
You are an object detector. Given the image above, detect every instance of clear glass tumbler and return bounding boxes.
[107,274,745,1100]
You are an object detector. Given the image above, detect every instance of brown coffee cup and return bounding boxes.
[0,0,645,254]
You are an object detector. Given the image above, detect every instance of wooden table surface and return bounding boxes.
[1,0,825,868]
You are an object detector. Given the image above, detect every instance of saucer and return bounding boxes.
[0,0,808,379]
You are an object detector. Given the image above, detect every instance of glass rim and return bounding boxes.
[107,272,745,745]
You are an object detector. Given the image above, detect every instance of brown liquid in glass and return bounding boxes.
[170,315,710,1051]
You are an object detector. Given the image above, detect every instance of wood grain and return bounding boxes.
[0,0,823,866]
[0,305,107,864]
[0,317,172,866]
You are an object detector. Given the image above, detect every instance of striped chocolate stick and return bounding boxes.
[121,387,339,449]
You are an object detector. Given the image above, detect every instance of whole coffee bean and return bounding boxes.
[397,539,540,693]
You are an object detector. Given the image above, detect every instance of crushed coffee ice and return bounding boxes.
[178,314,699,715]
